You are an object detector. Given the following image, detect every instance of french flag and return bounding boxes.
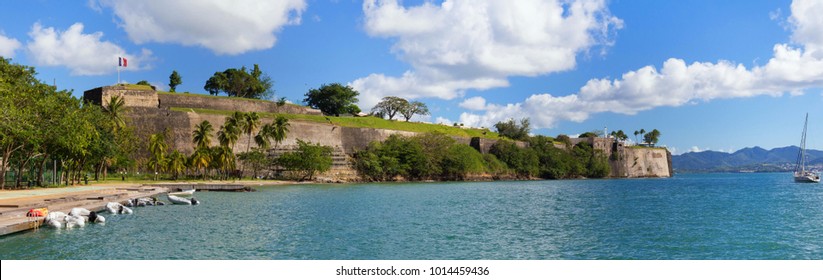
[119,57,128,67]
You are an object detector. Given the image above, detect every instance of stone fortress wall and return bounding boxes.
[84,86,671,179]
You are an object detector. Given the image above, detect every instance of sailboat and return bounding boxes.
[794,113,820,183]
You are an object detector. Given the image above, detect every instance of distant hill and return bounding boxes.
[672,146,823,172]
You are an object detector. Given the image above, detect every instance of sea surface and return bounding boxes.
[1,173,822,260]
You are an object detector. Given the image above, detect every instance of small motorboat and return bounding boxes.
[168,189,196,197]
[167,195,199,205]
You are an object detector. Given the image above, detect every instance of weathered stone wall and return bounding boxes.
[84,86,159,108]
[157,93,322,115]
[611,147,672,178]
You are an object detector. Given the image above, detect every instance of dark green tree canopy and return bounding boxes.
[303,83,360,116]
[204,64,273,99]
[169,70,182,92]
[643,129,662,146]
[494,118,531,141]
[136,80,151,86]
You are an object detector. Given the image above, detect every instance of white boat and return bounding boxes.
[167,194,199,205]
[168,189,195,197]
[794,113,820,183]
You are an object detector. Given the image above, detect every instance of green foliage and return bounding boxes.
[371,96,408,120]
[579,131,598,138]
[400,101,429,122]
[136,80,151,86]
[276,140,333,181]
[303,83,360,116]
[494,118,531,141]
[489,140,538,178]
[170,107,499,139]
[192,120,214,149]
[204,64,273,99]
[238,149,270,179]
[610,130,629,141]
[169,70,182,92]
[353,133,493,181]
[442,144,486,180]
[643,129,662,147]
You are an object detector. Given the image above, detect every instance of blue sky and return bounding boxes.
[2,0,823,155]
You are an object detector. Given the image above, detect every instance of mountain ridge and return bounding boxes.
[672,145,823,172]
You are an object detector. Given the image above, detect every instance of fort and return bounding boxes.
[83,86,671,180]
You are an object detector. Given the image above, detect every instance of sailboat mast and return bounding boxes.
[801,113,808,173]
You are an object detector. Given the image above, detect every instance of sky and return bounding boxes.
[2,0,823,155]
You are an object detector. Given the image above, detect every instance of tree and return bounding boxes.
[242,112,261,153]
[192,120,214,150]
[103,95,127,133]
[270,115,290,152]
[203,65,273,99]
[238,149,268,180]
[303,83,360,116]
[276,140,333,181]
[494,118,531,141]
[169,70,182,92]
[643,129,661,147]
[136,80,151,86]
[610,130,629,141]
[579,131,598,138]
[400,101,429,122]
[189,147,211,180]
[167,150,187,180]
[371,96,408,120]
[639,129,646,144]
[148,132,168,180]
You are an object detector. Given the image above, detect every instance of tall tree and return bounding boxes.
[271,115,290,152]
[371,96,408,120]
[148,132,168,180]
[167,150,186,180]
[169,70,182,92]
[494,118,531,141]
[203,65,273,99]
[639,129,646,144]
[103,95,127,133]
[643,129,662,147]
[400,101,429,122]
[303,83,360,116]
[242,112,261,153]
[192,120,214,150]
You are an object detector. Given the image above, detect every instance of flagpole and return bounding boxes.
[117,63,120,85]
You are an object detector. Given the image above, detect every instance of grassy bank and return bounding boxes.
[170,107,500,139]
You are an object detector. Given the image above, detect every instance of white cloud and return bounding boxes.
[97,0,307,55]
[458,96,488,111]
[351,0,622,109]
[689,146,703,153]
[459,0,823,129]
[26,22,153,75]
[0,33,21,58]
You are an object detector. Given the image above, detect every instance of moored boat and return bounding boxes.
[794,113,820,183]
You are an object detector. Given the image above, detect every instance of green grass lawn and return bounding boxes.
[170,107,500,139]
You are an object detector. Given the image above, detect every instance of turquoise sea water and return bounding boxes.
[1,173,822,260]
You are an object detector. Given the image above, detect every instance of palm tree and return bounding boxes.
[633,130,639,144]
[255,123,274,150]
[225,112,246,151]
[192,120,214,149]
[167,150,186,180]
[639,129,646,145]
[104,95,126,133]
[242,112,261,153]
[213,146,235,180]
[271,115,290,152]
[148,132,168,180]
[189,148,211,180]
